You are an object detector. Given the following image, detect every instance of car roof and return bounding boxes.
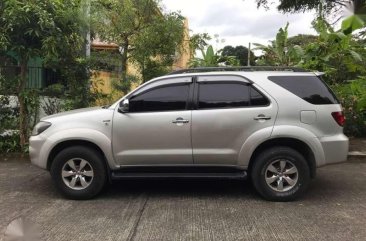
[161,71,316,81]
[167,66,309,75]
[160,67,315,80]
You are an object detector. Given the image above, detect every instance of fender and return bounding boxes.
[40,128,118,170]
[237,126,273,167]
[238,125,326,167]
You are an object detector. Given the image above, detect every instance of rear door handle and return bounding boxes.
[172,117,189,124]
[254,115,271,120]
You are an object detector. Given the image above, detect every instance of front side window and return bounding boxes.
[129,84,190,112]
[198,82,269,109]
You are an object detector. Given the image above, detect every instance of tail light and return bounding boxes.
[332,111,345,126]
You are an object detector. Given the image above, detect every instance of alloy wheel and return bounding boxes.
[61,158,94,190]
[265,159,298,192]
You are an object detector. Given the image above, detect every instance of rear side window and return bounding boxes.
[268,76,339,105]
[198,82,269,109]
[250,88,269,106]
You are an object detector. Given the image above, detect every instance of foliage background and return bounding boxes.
[1,0,366,154]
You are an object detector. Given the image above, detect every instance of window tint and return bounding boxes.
[250,87,270,106]
[268,76,339,105]
[129,84,189,112]
[198,82,269,109]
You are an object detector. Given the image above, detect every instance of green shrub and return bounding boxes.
[0,132,21,153]
[0,95,19,133]
[333,78,366,137]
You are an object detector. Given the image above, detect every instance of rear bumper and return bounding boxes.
[318,134,349,166]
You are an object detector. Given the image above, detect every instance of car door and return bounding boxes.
[192,75,277,165]
[112,77,193,165]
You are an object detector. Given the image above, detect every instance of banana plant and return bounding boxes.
[188,45,238,67]
[301,17,365,83]
[254,23,304,66]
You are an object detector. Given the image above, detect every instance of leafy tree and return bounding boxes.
[189,33,212,55]
[140,59,170,83]
[221,45,256,66]
[189,45,238,67]
[301,17,365,83]
[91,0,185,82]
[334,77,366,136]
[255,0,365,15]
[254,23,304,66]
[287,34,318,47]
[0,0,87,149]
[133,12,185,82]
[259,16,366,135]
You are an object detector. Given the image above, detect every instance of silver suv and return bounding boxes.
[29,67,349,201]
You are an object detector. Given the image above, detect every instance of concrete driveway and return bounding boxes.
[1,157,366,241]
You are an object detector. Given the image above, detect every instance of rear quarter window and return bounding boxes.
[268,76,339,105]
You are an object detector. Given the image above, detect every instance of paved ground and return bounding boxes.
[349,138,366,156]
[1,157,366,241]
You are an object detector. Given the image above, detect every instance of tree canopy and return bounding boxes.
[189,45,239,67]
[91,0,185,82]
[255,0,366,16]
[0,0,86,65]
[189,33,212,55]
[0,0,87,148]
[254,23,304,66]
[221,45,255,66]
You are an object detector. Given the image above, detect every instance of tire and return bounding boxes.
[251,146,310,201]
[50,146,107,200]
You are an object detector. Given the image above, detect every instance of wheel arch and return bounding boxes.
[47,140,108,171]
[248,137,317,178]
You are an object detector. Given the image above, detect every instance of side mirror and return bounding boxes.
[118,99,129,113]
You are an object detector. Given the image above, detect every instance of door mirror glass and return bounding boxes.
[118,99,129,113]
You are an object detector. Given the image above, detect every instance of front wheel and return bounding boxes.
[50,146,107,200]
[251,147,310,201]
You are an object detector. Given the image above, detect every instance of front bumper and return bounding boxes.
[29,134,48,169]
[319,134,349,166]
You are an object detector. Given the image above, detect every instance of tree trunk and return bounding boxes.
[18,58,28,151]
[121,40,129,82]
[141,56,146,83]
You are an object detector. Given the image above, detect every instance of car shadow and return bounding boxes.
[101,178,259,200]
[28,168,355,203]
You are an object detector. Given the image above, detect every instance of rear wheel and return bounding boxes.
[251,147,310,201]
[50,146,107,200]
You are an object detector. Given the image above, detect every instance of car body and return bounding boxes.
[29,67,349,201]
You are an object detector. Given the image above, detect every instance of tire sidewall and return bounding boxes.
[50,146,107,200]
[252,147,310,201]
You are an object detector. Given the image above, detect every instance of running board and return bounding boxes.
[111,171,247,180]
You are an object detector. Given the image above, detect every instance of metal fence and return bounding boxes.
[0,66,60,89]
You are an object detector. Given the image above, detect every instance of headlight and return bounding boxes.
[31,121,52,136]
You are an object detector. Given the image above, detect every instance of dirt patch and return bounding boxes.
[0,153,29,162]
[349,138,366,153]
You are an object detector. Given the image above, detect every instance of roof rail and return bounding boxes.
[167,66,309,75]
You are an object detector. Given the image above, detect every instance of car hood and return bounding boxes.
[41,107,104,122]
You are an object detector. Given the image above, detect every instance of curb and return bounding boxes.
[348,151,366,157]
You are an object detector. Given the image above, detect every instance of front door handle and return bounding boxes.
[254,114,271,120]
[172,117,189,124]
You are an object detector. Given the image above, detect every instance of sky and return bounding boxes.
[161,0,317,50]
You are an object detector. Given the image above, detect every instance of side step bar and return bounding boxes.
[111,171,247,180]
